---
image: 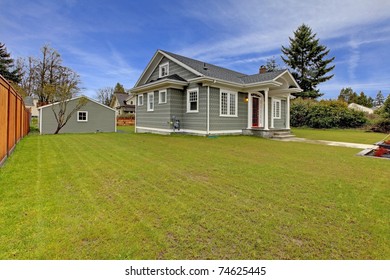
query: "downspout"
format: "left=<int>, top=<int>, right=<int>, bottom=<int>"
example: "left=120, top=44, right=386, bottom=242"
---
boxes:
left=206, top=86, right=210, bottom=134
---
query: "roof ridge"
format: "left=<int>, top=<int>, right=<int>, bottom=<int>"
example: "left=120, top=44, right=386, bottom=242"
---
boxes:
left=161, top=50, right=247, bottom=76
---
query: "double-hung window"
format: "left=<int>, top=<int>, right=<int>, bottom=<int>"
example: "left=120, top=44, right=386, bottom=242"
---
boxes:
left=147, top=92, right=154, bottom=112
left=220, top=89, right=237, bottom=117
left=138, top=94, right=144, bottom=106
left=159, top=90, right=167, bottom=104
left=273, top=99, right=281, bottom=119
left=187, top=88, right=198, bottom=113
left=77, top=111, right=88, bottom=122
left=159, top=62, right=169, bottom=78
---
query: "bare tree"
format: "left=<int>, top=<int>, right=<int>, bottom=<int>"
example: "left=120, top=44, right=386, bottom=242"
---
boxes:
left=49, top=66, right=86, bottom=134
left=95, top=87, right=114, bottom=106
left=17, top=44, right=86, bottom=134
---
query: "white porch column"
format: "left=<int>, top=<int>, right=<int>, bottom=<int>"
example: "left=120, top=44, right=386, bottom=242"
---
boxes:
left=247, top=93, right=252, bottom=128
left=263, top=89, right=269, bottom=130
left=286, top=94, right=291, bottom=129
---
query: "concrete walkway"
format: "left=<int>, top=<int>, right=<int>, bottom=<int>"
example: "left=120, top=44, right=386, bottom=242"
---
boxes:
left=274, top=137, right=376, bottom=149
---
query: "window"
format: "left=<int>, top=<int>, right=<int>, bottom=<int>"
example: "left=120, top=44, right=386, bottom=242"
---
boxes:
left=77, top=111, right=88, bottom=122
left=138, top=94, right=144, bottom=106
left=220, top=89, right=237, bottom=117
left=147, top=92, right=154, bottom=111
left=159, top=62, right=169, bottom=78
left=159, top=90, right=167, bottom=104
left=187, top=88, right=198, bottom=113
left=273, top=99, right=281, bottom=119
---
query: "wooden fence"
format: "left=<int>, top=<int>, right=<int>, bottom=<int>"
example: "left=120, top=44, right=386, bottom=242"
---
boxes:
left=0, top=75, right=30, bottom=166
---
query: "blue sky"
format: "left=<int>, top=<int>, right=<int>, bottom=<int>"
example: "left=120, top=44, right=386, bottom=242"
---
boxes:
left=1, top=0, right=390, bottom=99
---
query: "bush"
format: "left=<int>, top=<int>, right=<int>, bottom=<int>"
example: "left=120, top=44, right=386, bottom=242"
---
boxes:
left=290, top=98, right=367, bottom=129
left=370, top=118, right=390, bottom=133
left=117, top=113, right=135, bottom=119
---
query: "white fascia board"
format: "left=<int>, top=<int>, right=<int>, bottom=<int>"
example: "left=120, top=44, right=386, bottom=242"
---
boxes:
left=37, top=95, right=116, bottom=112
left=159, top=50, right=204, bottom=77
left=273, top=70, right=301, bottom=90
left=133, top=50, right=164, bottom=88
left=189, top=77, right=280, bottom=91
left=130, top=79, right=188, bottom=94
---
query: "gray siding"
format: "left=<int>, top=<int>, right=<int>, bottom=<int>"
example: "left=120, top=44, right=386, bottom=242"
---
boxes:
left=268, top=98, right=287, bottom=129
left=181, top=85, right=207, bottom=131
left=209, top=88, right=247, bottom=131
left=136, top=91, right=171, bottom=129
left=169, top=88, right=184, bottom=126
left=147, top=57, right=198, bottom=83
left=40, top=98, right=116, bottom=134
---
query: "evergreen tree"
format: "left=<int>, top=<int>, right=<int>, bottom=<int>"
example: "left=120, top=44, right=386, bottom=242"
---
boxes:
left=281, top=24, right=335, bottom=99
left=374, top=91, right=385, bottom=107
left=356, top=92, right=373, bottom=108
left=338, top=87, right=355, bottom=103
left=0, top=42, right=22, bottom=83
left=114, top=82, right=125, bottom=93
left=381, top=94, right=390, bottom=119
left=265, top=57, right=281, bottom=72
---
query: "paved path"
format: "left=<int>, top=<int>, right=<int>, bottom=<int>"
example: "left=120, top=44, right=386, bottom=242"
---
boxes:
left=274, top=137, right=376, bottom=149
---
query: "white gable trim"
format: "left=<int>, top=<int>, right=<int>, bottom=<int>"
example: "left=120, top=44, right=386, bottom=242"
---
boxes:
left=133, top=51, right=164, bottom=88
left=160, top=50, right=204, bottom=77
left=133, top=50, right=204, bottom=89
left=273, top=70, right=301, bottom=90
left=37, top=95, right=116, bottom=112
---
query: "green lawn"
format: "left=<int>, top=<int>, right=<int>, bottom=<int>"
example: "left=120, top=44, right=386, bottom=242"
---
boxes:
left=292, top=128, right=387, bottom=144
left=0, top=130, right=389, bottom=259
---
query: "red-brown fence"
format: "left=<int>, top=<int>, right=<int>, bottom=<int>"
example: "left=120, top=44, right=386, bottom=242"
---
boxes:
left=0, top=75, right=30, bottom=166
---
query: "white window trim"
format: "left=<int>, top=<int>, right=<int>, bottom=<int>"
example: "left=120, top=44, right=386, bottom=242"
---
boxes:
left=77, top=111, right=88, bottom=122
left=147, top=92, right=154, bottom=112
left=186, top=88, right=199, bottom=113
left=272, top=98, right=281, bottom=119
left=159, top=90, right=167, bottom=104
left=219, top=89, right=238, bottom=117
left=138, top=94, right=144, bottom=106
left=159, top=62, right=169, bottom=78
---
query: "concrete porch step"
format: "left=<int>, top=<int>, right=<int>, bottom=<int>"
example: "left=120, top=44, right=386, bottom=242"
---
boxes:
left=272, top=131, right=295, bottom=139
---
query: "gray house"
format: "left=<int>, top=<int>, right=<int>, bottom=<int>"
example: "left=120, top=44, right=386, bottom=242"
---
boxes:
left=131, top=50, right=302, bottom=137
left=38, top=96, right=116, bottom=134
left=110, top=92, right=136, bottom=115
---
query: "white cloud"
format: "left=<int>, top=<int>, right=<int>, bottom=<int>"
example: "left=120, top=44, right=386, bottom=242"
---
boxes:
left=178, top=0, right=390, bottom=61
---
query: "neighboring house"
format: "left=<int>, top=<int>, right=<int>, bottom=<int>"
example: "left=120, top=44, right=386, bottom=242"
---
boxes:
left=24, top=96, right=39, bottom=118
left=110, top=92, right=136, bottom=115
left=38, top=96, right=116, bottom=134
left=130, top=50, right=302, bottom=137
left=348, top=103, right=374, bottom=114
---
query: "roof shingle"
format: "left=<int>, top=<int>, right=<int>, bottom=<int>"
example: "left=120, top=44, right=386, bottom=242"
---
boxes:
left=161, top=50, right=287, bottom=84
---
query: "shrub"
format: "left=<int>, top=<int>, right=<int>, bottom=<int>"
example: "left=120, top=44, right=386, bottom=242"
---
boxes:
left=117, top=113, right=135, bottom=119
left=370, top=118, right=390, bottom=133
left=290, top=98, right=367, bottom=129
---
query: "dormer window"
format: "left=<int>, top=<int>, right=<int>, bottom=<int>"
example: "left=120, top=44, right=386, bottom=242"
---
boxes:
left=159, top=62, right=169, bottom=78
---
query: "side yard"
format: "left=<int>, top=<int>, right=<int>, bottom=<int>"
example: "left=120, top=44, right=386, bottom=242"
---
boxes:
left=0, top=131, right=389, bottom=259
left=292, top=128, right=386, bottom=144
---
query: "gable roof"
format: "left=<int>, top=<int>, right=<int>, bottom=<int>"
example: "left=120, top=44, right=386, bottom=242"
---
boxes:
left=38, top=95, right=116, bottom=112
left=113, top=93, right=130, bottom=107
left=133, top=50, right=301, bottom=91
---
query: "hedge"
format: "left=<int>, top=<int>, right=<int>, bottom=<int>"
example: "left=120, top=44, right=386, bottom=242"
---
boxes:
left=291, top=98, right=367, bottom=128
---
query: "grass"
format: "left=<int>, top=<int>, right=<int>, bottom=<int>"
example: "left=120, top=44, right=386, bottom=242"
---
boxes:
left=0, top=129, right=389, bottom=260
left=292, top=127, right=387, bottom=144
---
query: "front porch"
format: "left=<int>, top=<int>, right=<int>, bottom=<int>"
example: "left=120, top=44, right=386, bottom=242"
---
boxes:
left=246, top=88, right=291, bottom=131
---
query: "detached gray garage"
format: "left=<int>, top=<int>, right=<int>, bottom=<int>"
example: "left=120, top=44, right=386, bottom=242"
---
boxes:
left=38, top=96, right=116, bottom=134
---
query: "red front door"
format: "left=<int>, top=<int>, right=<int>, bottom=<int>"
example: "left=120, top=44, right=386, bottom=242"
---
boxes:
left=252, top=97, right=259, bottom=127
